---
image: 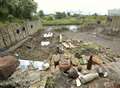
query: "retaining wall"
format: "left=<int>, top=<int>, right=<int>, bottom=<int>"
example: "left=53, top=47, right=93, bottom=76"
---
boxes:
left=0, top=20, right=42, bottom=49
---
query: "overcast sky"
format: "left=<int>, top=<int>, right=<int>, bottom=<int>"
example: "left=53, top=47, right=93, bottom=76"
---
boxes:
left=34, top=0, right=120, bottom=15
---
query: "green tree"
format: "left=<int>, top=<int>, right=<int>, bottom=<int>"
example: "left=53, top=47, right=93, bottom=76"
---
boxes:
left=17, top=0, right=37, bottom=19
left=38, top=10, right=44, bottom=17
left=67, top=12, right=71, bottom=16
left=0, top=0, right=37, bottom=20
left=55, top=12, right=66, bottom=19
left=0, top=0, right=9, bottom=19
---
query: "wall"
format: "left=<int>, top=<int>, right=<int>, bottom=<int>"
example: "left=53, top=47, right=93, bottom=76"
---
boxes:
left=0, top=20, right=42, bottom=49
left=108, top=16, right=120, bottom=31
left=103, top=16, right=120, bottom=36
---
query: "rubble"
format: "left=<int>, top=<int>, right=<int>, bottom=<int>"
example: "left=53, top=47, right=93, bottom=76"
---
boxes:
left=62, top=41, right=76, bottom=49
left=79, top=55, right=88, bottom=65
left=59, top=34, right=63, bottom=43
left=0, top=70, right=49, bottom=88
left=80, top=73, right=99, bottom=84
left=67, top=68, right=79, bottom=79
left=0, top=30, right=120, bottom=88
left=76, top=78, right=81, bottom=87
left=59, top=58, right=71, bottom=72
left=41, top=41, right=50, bottom=46
left=43, top=32, right=53, bottom=38
left=56, top=44, right=64, bottom=54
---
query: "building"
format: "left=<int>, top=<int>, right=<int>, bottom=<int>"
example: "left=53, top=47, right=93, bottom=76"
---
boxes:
left=108, top=9, right=120, bottom=16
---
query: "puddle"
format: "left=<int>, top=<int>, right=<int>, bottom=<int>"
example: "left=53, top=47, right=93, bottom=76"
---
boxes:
left=19, top=60, right=49, bottom=71
left=45, top=25, right=80, bottom=32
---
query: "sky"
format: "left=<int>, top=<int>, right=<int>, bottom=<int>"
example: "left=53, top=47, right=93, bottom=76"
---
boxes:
left=34, top=0, right=120, bottom=15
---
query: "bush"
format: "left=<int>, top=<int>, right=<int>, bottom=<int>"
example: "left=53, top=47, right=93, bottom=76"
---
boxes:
left=43, top=16, right=54, bottom=21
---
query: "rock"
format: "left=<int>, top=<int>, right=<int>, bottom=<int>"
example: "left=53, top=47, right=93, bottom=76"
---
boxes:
left=62, top=42, right=75, bottom=49
left=77, top=66, right=82, bottom=72
left=80, top=73, right=99, bottom=84
left=43, top=32, right=53, bottom=38
left=59, top=34, right=63, bottom=43
left=64, top=53, right=80, bottom=66
left=71, top=57, right=79, bottom=66
left=59, top=59, right=71, bottom=72
left=42, top=62, right=50, bottom=70
left=87, top=55, right=103, bottom=70
left=41, top=41, right=50, bottom=46
left=67, top=68, right=79, bottom=79
left=75, top=53, right=81, bottom=59
left=76, top=78, right=81, bottom=87
left=0, top=55, right=19, bottom=80
left=56, top=44, right=64, bottom=54
left=52, top=54, right=61, bottom=67
left=92, top=55, right=103, bottom=65
left=62, top=42, right=70, bottom=48
left=68, top=42, right=76, bottom=48
left=79, top=55, right=88, bottom=65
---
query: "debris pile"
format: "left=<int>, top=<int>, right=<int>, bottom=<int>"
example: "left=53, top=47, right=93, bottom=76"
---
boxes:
left=0, top=31, right=120, bottom=88
left=47, top=34, right=120, bottom=88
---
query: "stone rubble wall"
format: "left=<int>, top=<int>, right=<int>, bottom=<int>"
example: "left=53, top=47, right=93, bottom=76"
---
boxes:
left=0, top=20, right=42, bottom=49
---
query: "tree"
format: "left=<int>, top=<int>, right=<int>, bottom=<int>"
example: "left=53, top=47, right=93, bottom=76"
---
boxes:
left=38, top=10, right=44, bottom=17
left=0, top=0, right=37, bottom=20
left=17, top=0, right=37, bottom=19
left=55, top=12, right=66, bottom=19
left=67, top=12, right=71, bottom=16
left=93, top=13, right=98, bottom=16
left=0, top=0, right=9, bottom=19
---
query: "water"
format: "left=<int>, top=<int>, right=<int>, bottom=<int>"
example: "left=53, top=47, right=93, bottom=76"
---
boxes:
left=45, top=25, right=80, bottom=32
left=18, top=60, right=49, bottom=71
left=67, top=25, right=79, bottom=32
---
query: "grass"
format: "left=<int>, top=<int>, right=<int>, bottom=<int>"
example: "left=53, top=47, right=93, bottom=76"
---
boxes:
left=42, top=17, right=81, bottom=26
left=42, top=16, right=107, bottom=26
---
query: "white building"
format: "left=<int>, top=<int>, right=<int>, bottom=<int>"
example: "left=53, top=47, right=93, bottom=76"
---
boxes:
left=108, top=9, right=120, bottom=16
